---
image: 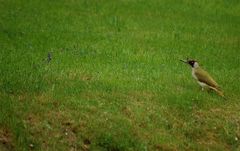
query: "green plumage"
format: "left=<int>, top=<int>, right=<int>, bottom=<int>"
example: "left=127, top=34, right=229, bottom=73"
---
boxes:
left=194, top=67, right=219, bottom=88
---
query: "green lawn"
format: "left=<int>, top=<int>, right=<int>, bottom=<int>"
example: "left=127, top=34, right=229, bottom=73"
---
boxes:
left=0, top=0, right=240, bottom=150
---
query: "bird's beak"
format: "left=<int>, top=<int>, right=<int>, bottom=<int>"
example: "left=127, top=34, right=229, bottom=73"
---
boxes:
left=180, top=59, right=188, bottom=64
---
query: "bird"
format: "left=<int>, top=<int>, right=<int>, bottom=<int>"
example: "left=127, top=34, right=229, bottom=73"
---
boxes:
left=180, top=59, right=224, bottom=97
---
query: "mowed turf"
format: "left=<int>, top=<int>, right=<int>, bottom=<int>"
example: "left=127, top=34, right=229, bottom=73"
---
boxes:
left=0, top=0, right=240, bottom=150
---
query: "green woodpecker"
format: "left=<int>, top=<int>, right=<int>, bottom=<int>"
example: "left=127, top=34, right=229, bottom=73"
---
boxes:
left=180, top=59, right=224, bottom=97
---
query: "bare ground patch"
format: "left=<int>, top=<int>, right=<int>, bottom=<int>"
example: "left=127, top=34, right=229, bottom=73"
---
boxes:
left=0, top=127, right=14, bottom=151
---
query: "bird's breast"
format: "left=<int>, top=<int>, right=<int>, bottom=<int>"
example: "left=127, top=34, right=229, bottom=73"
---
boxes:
left=192, top=69, right=198, bottom=80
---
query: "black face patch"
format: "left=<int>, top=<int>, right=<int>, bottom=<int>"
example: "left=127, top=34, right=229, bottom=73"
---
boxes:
left=188, top=60, right=196, bottom=67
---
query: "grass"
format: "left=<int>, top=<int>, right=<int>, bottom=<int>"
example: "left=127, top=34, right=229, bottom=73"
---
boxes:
left=0, top=0, right=240, bottom=150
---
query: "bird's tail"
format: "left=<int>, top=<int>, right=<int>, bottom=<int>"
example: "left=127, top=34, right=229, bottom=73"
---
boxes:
left=209, top=86, right=225, bottom=98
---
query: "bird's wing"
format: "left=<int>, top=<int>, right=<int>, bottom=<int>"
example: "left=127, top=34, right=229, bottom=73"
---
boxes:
left=195, top=68, right=219, bottom=88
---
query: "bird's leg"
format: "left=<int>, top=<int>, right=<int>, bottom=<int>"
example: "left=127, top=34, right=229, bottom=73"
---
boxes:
left=199, top=86, right=205, bottom=91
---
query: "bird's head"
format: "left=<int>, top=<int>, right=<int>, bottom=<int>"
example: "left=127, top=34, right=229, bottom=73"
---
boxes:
left=180, top=59, right=199, bottom=68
